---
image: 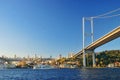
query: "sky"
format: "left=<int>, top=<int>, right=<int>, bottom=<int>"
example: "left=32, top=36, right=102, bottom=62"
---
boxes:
left=0, top=0, right=120, bottom=58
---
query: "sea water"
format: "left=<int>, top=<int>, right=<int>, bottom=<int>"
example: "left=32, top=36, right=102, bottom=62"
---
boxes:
left=0, top=68, right=120, bottom=80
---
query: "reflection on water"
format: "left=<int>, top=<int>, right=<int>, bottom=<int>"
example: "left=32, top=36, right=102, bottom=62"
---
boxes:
left=0, top=68, right=120, bottom=80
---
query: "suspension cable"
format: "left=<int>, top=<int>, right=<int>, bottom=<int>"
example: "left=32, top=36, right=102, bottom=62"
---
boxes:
left=93, top=8, right=120, bottom=18
left=94, top=14, right=120, bottom=19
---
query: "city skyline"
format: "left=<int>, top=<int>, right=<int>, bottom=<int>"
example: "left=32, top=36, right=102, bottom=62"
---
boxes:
left=0, top=0, right=120, bottom=58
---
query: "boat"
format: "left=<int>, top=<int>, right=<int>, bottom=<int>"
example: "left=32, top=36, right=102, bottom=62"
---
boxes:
left=33, top=64, right=55, bottom=69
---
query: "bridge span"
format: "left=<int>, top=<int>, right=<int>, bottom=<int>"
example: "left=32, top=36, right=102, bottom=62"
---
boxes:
left=73, top=26, right=120, bottom=67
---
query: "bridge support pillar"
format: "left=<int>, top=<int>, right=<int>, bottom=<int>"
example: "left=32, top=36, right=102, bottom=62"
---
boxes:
left=92, top=51, right=96, bottom=67
left=83, top=51, right=86, bottom=67
left=85, top=50, right=96, bottom=67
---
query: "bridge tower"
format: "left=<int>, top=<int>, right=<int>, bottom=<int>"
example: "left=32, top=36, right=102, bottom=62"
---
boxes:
left=90, top=17, right=96, bottom=67
left=82, top=17, right=86, bottom=67
left=82, top=17, right=96, bottom=67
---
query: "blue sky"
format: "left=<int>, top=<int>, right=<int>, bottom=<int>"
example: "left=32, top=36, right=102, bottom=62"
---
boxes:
left=0, top=0, right=120, bottom=58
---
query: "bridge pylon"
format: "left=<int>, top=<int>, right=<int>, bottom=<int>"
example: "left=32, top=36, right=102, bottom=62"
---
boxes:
left=82, top=17, right=96, bottom=68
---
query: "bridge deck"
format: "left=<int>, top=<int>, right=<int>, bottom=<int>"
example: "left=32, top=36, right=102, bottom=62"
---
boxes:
left=86, top=26, right=120, bottom=50
left=74, top=26, right=120, bottom=58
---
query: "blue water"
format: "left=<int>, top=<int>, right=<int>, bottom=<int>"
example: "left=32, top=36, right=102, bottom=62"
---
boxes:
left=0, top=68, right=120, bottom=80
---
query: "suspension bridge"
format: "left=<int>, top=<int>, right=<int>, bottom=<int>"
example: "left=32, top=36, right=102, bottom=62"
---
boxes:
left=73, top=8, right=120, bottom=67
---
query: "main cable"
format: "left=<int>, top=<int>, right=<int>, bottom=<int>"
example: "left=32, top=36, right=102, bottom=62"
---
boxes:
left=93, top=8, right=120, bottom=18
